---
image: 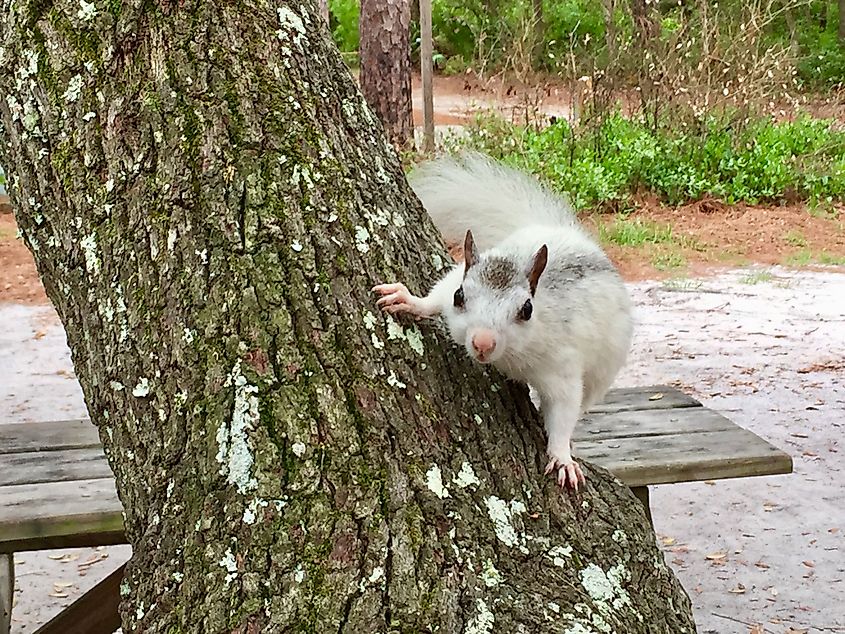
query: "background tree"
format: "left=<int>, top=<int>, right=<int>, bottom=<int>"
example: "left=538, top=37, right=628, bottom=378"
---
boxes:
left=359, top=0, right=414, bottom=147
left=0, top=0, right=695, bottom=631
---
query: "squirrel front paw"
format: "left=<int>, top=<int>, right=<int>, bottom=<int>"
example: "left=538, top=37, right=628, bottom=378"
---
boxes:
left=373, top=282, right=429, bottom=318
left=544, top=453, right=586, bottom=491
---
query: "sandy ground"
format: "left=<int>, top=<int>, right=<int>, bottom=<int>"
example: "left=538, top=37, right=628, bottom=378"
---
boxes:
left=3, top=265, right=844, bottom=633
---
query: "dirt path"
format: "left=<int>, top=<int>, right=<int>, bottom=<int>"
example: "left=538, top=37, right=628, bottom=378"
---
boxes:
left=3, top=265, right=844, bottom=633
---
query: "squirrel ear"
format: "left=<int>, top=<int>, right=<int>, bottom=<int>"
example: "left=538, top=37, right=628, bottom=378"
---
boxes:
left=463, top=229, right=476, bottom=276
left=527, top=244, right=548, bottom=295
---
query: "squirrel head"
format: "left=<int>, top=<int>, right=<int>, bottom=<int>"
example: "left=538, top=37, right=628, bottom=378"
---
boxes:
left=444, top=230, right=548, bottom=365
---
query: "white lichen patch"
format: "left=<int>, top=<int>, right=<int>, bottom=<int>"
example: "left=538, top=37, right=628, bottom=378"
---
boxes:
left=82, top=111, right=96, bottom=122
left=109, top=380, right=124, bottom=391
left=183, top=328, right=195, bottom=344
left=370, top=333, right=384, bottom=349
left=293, top=565, right=305, bottom=583
left=611, top=529, right=627, bottom=545
left=63, top=74, right=83, bottom=102
left=290, top=240, right=303, bottom=252
left=453, top=462, right=481, bottom=489
left=548, top=544, right=574, bottom=568
left=465, top=598, right=495, bottom=634
left=277, top=7, right=306, bottom=47
left=386, top=370, right=406, bottom=389
left=215, top=361, right=259, bottom=494
left=172, top=571, right=184, bottom=583
left=80, top=233, right=100, bottom=274
left=384, top=317, right=424, bottom=356
left=354, top=225, right=370, bottom=253
left=484, top=495, right=526, bottom=548
left=242, top=498, right=268, bottom=525
left=404, top=326, right=424, bottom=356
left=291, top=442, right=306, bottom=458
left=425, top=464, right=450, bottom=499
left=368, top=566, right=384, bottom=584
left=132, top=378, right=150, bottom=398
left=77, top=0, right=97, bottom=21
left=362, top=311, right=378, bottom=331
left=480, top=558, right=502, bottom=587
left=580, top=562, right=633, bottom=613
left=219, top=549, right=238, bottom=585
left=473, top=414, right=483, bottom=425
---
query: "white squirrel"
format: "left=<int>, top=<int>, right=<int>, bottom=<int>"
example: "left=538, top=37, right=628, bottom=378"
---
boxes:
left=374, top=153, right=632, bottom=489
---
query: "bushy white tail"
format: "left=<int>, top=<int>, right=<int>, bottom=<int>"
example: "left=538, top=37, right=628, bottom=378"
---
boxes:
left=409, top=153, right=576, bottom=251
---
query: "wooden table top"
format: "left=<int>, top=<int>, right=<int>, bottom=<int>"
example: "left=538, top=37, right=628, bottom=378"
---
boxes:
left=0, top=385, right=792, bottom=553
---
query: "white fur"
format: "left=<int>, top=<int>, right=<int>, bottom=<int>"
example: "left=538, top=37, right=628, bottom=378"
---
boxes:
left=378, top=153, right=633, bottom=487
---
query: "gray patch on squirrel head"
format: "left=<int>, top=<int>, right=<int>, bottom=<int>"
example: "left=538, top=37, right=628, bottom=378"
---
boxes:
left=543, top=253, right=616, bottom=290
left=478, top=256, right=520, bottom=291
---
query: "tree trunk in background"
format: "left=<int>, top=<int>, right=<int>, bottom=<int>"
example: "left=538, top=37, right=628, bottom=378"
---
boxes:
left=839, top=0, right=845, bottom=43
left=0, top=1, right=695, bottom=632
left=319, top=0, right=330, bottom=24
left=629, top=0, right=661, bottom=47
left=359, top=0, right=414, bottom=148
left=532, top=0, right=545, bottom=69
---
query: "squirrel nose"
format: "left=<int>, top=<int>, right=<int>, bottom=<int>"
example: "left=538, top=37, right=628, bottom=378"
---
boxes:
left=472, top=331, right=497, bottom=360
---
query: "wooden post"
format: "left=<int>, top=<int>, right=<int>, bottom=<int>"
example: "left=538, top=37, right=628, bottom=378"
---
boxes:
left=631, top=486, right=653, bottom=527
left=0, top=554, right=13, bottom=634
left=419, top=0, right=435, bottom=153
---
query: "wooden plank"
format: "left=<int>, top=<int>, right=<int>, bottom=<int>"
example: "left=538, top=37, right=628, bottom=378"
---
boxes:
left=0, top=479, right=124, bottom=553
left=0, top=554, right=11, bottom=634
left=588, top=385, right=700, bottom=414
left=577, top=406, right=736, bottom=441
left=580, top=427, right=793, bottom=487
left=34, top=563, right=124, bottom=634
left=0, top=420, right=100, bottom=454
left=0, top=447, right=112, bottom=486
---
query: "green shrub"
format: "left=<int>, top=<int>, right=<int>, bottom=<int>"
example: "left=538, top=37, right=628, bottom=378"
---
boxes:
left=446, top=112, right=845, bottom=209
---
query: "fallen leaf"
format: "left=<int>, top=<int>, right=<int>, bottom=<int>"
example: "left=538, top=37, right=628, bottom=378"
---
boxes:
left=763, top=502, right=778, bottom=512
left=54, top=581, right=74, bottom=588
left=706, top=551, right=728, bottom=561
left=728, top=583, right=746, bottom=594
left=754, top=561, right=770, bottom=570
left=661, top=536, right=676, bottom=546
left=48, top=592, right=68, bottom=598
left=802, top=560, right=815, bottom=568
left=649, top=392, right=664, bottom=401
left=704, top=480, right=716, bottom=486
left=748, top=625, right=764, bottom=634
left=47, top=554, right=66, bottom=560
left=33, top=330, right=46, bottom=340
left=829, top=527, right=839, bottom=534
left=786, top=628, right=809, bottom=633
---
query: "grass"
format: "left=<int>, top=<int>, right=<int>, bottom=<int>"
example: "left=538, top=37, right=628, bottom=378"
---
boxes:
left=598, top=218, right=674, bottom=247
left=652, top=249, right=686, bottom=271
left=784, top=230, right=808, bottom=248
left=785, top=249, right=845, bottom=266
left=740, top=270, right=775, bottom=285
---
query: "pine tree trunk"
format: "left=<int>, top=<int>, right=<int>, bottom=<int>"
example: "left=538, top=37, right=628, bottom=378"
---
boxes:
left=359, top=0, right=414, bottom=148
left=0, top=1, right=695, bottom=632
left=839, top=0, right=845, bottom=43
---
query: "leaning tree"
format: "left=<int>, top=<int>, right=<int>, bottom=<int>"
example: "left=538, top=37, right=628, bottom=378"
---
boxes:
left=0, top=1, right=695, bottom=631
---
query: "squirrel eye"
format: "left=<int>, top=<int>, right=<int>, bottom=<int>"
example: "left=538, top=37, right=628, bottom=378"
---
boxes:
left=517, top=299, right=533, bottom=321
left=453, top=287, right=465, bottom=309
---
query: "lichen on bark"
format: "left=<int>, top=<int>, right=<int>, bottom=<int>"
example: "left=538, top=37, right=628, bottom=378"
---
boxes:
left=0, top=1, right=696, bottom=632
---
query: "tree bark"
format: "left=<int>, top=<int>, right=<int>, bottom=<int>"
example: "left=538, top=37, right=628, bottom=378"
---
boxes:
left=0, top=1, right=695, bottom=632
left=359, top=0, right=414, bottom=148
left=839, top=0, right=845, bottom=43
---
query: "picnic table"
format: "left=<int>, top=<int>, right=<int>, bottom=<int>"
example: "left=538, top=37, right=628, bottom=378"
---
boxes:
left=0, top=385, right=792, bottom=633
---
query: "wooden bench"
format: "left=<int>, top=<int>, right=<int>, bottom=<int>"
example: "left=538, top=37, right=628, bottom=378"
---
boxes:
left=0, top=385, right=792, bottom=633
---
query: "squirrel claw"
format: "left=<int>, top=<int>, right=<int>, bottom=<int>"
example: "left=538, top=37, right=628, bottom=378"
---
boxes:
left=545, top=457, right=586, bottom=491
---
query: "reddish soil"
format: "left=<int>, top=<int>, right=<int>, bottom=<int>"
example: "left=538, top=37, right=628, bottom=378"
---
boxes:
left=0, top=211, right=46, bottom=305
left=4, top=198, right=843, bottom=305
left=592, top=200, right=845, bottom=281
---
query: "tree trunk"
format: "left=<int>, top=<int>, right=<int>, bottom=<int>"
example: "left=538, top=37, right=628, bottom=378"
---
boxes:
left=359, top=0, right=414, bottom=148
left=839, top=0, right=845, bottom=43
left=319, top=0, right=330, bottom=24
left=0, top=1, right=695, bottom=632
left=532, top=0, right=545, bottom=69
